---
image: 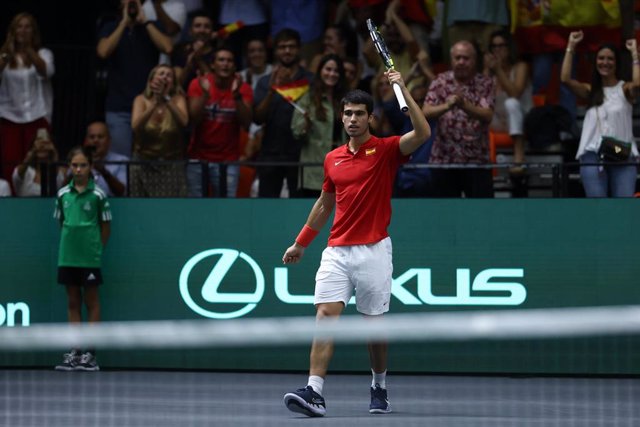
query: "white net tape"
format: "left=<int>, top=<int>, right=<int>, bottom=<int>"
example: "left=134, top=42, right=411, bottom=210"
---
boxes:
left=2, top=305, right=640, bottom=351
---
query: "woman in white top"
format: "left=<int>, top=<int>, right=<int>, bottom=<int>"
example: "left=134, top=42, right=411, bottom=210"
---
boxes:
left=484, top=29, right=533, bottom=173
left=561, top=31, right=640, bottom=197
left=0, top=13, right=54, bottom=186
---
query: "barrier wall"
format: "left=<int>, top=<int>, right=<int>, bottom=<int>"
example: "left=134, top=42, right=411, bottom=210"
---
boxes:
left=1, top=199, right=639, bottom=374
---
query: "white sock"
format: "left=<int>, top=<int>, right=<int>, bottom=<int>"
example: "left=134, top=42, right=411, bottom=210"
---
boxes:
left=371, top=369, right=387, bottom=389
left=307, top=375, right=324, bottom=395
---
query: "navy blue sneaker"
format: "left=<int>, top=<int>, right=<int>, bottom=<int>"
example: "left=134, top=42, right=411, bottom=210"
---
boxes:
left=76, top=352, right=100, bottom=372
left=54, top=350, right=80, bottom=371
left=284, top=386, right=326, bottom=417
left=369, top=384, right=391, bottom=414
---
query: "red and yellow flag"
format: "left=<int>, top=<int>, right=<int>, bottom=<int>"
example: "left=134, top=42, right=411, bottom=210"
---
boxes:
left=272, top=79, right=309, bottom=103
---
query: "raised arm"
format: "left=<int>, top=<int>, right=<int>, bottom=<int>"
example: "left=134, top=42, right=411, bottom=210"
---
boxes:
left=560, top=31, right=590, bottom=100
left=385, top=0, right=419, bottom=59
left=151, top=0, right=184, bottom=36
left=623, top=38, right=640, bottom=102
left=97, top=12, right=128, bottom=59
left=282, top=191, right=336, bottom=264
left=145, top=21, right=173, bottom=55
left=134, top=1, right=173, bottom=55
left=388, top=70, right=430, bottom=155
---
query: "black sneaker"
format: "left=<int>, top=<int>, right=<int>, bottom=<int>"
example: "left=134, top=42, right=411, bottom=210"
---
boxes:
left=54, top=351, right=80, bottom=371
left=283, top=386, right=326, bottom=417
left=369, top=384, right=391, bottom=414
left=76, top=352, right=100, bottom=372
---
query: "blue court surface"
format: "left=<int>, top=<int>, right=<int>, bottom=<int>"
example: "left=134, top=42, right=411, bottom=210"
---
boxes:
left=1, top=370, right=639, bottom=426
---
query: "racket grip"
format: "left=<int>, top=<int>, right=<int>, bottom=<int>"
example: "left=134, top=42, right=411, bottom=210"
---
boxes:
left=392, top=82, right=409, bottom=112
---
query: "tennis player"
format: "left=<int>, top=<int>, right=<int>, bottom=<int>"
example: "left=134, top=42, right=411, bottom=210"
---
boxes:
left=282, top=69, right=430, bottom=417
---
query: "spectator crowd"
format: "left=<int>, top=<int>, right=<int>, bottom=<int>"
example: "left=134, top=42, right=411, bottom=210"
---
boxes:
left=0, top=0, right=638, bottom=198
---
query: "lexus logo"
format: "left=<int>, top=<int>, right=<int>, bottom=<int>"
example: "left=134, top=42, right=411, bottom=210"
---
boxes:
left=179, top=249, right=265, bottom=319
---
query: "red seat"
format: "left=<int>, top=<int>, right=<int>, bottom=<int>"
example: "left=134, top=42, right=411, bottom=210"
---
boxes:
left=489, top=94, right=545, bottom=176
left=489, top=131, right=513, bottom=176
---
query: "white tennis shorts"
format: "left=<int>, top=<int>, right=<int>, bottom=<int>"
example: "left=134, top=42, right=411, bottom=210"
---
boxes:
left=314, top=237, right=393, bottom=315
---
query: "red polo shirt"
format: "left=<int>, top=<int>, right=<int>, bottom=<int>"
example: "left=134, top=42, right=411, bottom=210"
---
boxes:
left=323, top=135, right=409, bottom=246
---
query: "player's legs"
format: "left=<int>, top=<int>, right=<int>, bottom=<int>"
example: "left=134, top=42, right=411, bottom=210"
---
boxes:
left=351, top=238, right=393, bottom=414
left=309, top=246, right=353, bottom=386
left=310, top=301, right=345, bottom=378
left=368, top=338, right=388, bottom=375
left=284, top=246, right=353, bottom=417
left=284, top=301, right=345, bottom=417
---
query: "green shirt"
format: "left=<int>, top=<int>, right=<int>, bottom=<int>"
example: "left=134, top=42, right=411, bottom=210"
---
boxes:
left=54, top=179, right=112, bottom=268
left=291, top=92, right=347, bottom=191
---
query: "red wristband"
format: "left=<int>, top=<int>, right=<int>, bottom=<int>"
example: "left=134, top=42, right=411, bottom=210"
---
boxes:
left=295, top=225, right=319, bottom=248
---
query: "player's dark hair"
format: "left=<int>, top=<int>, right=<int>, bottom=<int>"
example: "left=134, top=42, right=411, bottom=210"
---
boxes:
left=341, top=89, right=374, bottom=114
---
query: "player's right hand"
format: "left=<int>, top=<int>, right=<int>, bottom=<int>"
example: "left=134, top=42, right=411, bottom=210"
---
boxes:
left=282, top=244, right=305, bottom=264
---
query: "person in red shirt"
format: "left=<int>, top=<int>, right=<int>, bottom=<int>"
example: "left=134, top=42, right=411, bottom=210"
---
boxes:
left=186, top=46, right=252, bottom=197
left=281, top=69, right=430, bottom=417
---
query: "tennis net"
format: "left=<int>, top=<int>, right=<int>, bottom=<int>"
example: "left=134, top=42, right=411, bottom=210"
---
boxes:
left=2, top=306, right=640, bottom=426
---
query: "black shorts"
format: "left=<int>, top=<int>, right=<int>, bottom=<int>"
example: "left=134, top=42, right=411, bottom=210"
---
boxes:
left=57, top=267, right=103, bottom=286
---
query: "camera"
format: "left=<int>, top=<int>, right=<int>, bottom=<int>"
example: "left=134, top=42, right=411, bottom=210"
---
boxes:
left=127, top=1, right=138, bottom=19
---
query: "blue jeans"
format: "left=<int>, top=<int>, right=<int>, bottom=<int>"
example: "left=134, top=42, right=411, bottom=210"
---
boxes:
left=105, top=111, right=133, bottom=157
left=580, top=151, right=638, bottom=197
left=186, top=161, right=239, bottom=197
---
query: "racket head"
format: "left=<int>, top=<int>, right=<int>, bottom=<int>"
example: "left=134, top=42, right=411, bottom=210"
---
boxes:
left=366, top=19, right=394, bottom=70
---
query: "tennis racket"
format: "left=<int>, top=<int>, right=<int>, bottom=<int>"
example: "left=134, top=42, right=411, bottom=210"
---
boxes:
left=367, top=18, right=408, bottom=112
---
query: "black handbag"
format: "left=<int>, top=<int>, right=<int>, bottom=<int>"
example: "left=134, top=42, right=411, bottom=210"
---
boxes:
left=598, top=135, right=632, bottom=162
left=596, top=107, right=632, bottom=162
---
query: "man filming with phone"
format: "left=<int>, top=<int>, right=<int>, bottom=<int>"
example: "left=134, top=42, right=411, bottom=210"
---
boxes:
left=97, top=0, right=173, bottom=158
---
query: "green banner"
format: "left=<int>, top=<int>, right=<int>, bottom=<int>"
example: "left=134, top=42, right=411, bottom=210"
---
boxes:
left=1, top=199, right=639, bottom=374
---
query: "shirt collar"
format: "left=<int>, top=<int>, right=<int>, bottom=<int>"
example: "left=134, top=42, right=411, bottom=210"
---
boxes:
left=68, top=177, right=95, bottom=193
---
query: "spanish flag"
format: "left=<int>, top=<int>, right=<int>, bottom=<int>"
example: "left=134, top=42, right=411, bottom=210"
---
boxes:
left=273, top=79, right=309, bottom=103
